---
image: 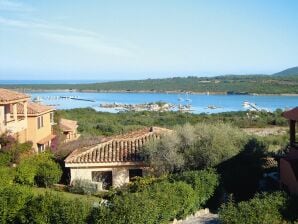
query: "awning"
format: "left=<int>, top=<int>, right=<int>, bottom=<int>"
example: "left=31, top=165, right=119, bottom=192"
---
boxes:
left=282, top=107, right=298, bottom=121
left=37, top=134, right=56, bottom=145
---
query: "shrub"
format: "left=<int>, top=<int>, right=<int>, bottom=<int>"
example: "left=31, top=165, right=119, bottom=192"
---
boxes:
left=69, top=179, right=98, bottom=195
left=91, top=181, right=196, bottom=224
left=34, top=157, right=62, bottom=187
left=0, top=167, right=15, bottom=188
left=17, top=193, right=92, bottom=224
left=15, top=158, right=37, bottom=185
left=219, top=192, right=287, bottom=224
left=144, top=123, right=247, bottom=174
left=0, top=153, right=12, bottom=167
left=0, top=186, right=32, bottom=224
left=15, top=153, right=62, bottom=187
left=143, top=131, right=185, bottom=175
left=169, top=169, right=219, bottom=208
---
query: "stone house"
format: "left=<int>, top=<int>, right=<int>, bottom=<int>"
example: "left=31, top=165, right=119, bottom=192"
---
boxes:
left=65, top=127, right=170, bottom=190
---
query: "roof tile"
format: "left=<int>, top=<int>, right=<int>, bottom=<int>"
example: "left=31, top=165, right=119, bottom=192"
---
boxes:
left=65, top=127, right=170, bottom=164
left=0, top=88, right=29, bottom=103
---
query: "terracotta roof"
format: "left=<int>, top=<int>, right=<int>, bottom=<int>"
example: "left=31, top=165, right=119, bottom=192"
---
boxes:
left=283, top=107, right=298, bottom=121
left=37, top=134, right=56, bottom=144
left=59, top=118, right=78, bottom=132
left=17, top=102, right=54, bottom=116
left=65, top=127, right=171, bottom=164
left=0, top=88, right=29, bottom=103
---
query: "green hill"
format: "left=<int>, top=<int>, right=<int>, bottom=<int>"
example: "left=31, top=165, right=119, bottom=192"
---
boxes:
left=2, top=67, right=298, bottom=94
left=273, top=66, right=298, bottom=76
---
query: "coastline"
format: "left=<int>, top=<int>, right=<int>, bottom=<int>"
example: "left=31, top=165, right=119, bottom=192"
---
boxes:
left=11, top=88, right=298, bottom=96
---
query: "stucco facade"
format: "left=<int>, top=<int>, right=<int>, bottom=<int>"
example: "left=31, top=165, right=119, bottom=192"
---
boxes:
left=26, top=109, right=55, bottom=152
left=68, top=163, right=149, bottom=190
left=0, top=88, right=56, bottom=152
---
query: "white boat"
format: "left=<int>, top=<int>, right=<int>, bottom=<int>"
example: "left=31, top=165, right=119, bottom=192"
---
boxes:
left=242, top=101, right=250, bottom=108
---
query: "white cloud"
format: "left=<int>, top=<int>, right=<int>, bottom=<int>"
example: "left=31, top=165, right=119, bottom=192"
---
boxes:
left=39, top=32, right=133, bottom=57
left=0, top=0, right=34, bottom=12
left=0, top=16, right=136, bottom=57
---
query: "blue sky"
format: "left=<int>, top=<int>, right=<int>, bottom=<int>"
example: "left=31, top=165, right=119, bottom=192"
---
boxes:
left=0, top=0, right=297, bottom=80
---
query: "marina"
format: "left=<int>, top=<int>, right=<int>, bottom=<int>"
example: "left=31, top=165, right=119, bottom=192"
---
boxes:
left=28, top=92, right=298, bottom=114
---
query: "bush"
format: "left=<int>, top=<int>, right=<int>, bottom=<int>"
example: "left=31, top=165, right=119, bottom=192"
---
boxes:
left=15, top=153, right=62, bottom=187
left=0, top=153, right=12, bottom=167
left=0, top=186, right=32, bottom=223
left=91, top=181, right=196, bottom=224
left=144, top=123, right=247, bottom=174
left=0, top=167, right=15, bottom=188
left=34, top=157, right=62, bottom=187
left=169, top=169, right=219, bottom=208
left=69, top=179, right=98, bottom=195
left=15, top=158, right=37, bottom=185
left=219, top=192, right=287, bottom=224
left=17, top=193, right=92, bottom=224
left=91, top=170, right=219, bottom=224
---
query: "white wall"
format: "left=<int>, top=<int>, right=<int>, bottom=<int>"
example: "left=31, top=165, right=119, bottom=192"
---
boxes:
left=70, top=166, right=146, bottom=189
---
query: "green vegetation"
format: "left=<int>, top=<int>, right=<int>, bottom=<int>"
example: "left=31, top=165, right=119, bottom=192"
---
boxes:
left=144, top=123, right=247, bottom=174
left=55, top=108, right=287, bottom=137
left=2, top=73, right=298, bottom=94
left=90, top=169, right=219, bottom=224
left=0, top=108, right=295, bottom=223
left=219, top=192, right=298, bottom=224
left=0, top=170, right=218, bottom=224
left=15, top=153, right=62, bottom=187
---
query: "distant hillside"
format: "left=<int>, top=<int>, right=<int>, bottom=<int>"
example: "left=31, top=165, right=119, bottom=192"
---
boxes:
left=273, top=66, right=298, bottom=76
left=2, top=74, right=298, bottom=94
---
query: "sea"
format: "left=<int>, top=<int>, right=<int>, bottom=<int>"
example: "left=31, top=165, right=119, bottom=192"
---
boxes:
left=1, top=80, right=297, bottom=114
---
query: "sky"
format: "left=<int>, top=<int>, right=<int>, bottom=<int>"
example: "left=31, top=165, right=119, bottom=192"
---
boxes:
left=0, top=0, right=298, bottom=80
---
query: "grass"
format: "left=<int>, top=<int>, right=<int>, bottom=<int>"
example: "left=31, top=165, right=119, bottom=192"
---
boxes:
left=31, top=187, right=100, bottom=204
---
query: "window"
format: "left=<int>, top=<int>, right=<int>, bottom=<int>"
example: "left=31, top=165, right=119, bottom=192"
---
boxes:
left=92, top=171, right=112, bottom=190
left=129, top=169, right=143, bottom=181
left=37, top=116, right=44, bottom=129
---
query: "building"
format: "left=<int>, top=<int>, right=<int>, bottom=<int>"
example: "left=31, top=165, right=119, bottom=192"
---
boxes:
left=59, top=118, right=80, bottom=142
left=65, top=127, right=170, bottom=190
left=20, top=102, right=56, bottom=152
left=0, top=88, right=30, bottom=142
left=0, top=88, right=56, bottom=152
left=280, top=107, right=298, bottom=194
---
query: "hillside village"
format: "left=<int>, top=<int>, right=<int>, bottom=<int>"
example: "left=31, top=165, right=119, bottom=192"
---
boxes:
left=0, top=87, right=298, bottom=223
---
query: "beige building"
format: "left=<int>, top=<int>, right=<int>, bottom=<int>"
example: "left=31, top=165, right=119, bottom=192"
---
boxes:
left=59, top=118, right=80, bottom=142
left=65, top=127, right=170, bottom=190
left=19, top=102, right=56, bottom=152
left=0, top=88, right=30, bottom=142
left=0, top=88, right=56, bottom=152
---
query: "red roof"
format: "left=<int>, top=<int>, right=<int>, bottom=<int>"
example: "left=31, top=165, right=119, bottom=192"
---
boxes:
left=283, top=107, right=298, bottom=121
left=17, top=102, right=54, bottom=116
left=65, top=127, right=171, bottom=164
left=0, top=88, right=29, bottom=103
left=59, top=119, right=78, bottom=132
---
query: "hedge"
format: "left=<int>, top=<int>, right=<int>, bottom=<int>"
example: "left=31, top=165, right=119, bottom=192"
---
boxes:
left=219, top=192, right=288, bottom=224
left=90, top=169, right=219, bottom=224
left=0, top=169, right=219, bottom=224
left=15, top=153, right=62, bottom=187
left=169, top=169, right=219, bottom=208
